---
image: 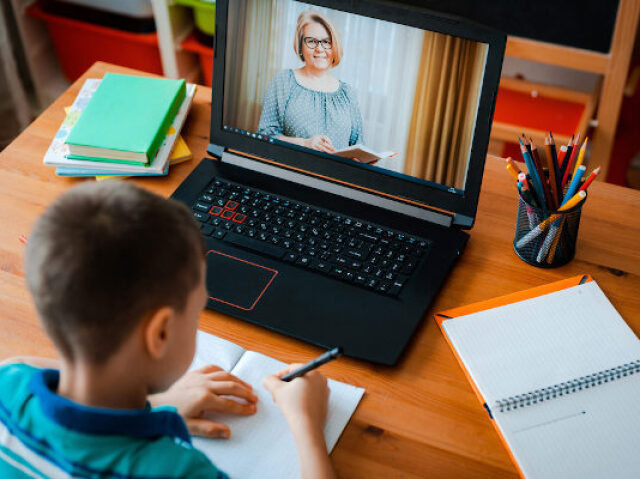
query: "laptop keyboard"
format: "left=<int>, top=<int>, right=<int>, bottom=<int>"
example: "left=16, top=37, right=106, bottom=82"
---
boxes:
left=191, top=177, right=431, bottom=297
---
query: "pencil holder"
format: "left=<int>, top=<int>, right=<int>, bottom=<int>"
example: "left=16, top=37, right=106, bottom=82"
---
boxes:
left=512, top=193, right=586, bottom=268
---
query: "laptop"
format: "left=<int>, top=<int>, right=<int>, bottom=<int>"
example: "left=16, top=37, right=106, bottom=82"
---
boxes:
left=171, top=0, right=505, bottom=365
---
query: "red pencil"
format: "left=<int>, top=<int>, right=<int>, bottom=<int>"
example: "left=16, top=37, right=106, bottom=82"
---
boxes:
left=579, top=166, right=601, bottom=192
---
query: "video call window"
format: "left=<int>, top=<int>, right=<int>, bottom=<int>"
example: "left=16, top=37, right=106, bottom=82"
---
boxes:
left=223, top=0, right=488, bottom=192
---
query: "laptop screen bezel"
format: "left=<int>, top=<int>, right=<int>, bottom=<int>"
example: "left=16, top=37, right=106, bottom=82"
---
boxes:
left=209, top=0, right=505, bottom=226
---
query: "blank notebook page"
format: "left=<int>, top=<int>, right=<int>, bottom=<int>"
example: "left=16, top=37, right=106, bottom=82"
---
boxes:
left=442, top=281, right=640, bottom=406
left=189, top=332, right=365, bottom=479
left=442, top=281, right=640, bottom=478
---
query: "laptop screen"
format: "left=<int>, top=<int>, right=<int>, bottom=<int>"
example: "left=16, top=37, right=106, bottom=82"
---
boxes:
left=212, top=0, right=504, bottom=222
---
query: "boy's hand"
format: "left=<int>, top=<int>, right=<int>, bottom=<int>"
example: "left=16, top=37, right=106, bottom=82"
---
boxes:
left=262, top=364, right=330, bottom=434
left=263, top=366, right=336, bottom=479
left=150, top=365, right=258, bottom=439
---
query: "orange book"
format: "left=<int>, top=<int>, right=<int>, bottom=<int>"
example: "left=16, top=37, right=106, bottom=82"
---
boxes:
left=434, top=275, right=640, bottom=478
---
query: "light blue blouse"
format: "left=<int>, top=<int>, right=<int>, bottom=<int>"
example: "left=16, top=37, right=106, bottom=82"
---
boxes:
left=258, top=69, right=364, bottom=150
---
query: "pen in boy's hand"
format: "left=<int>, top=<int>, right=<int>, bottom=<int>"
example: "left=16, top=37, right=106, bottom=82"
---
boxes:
left=280, top=347, right=342, bottom=382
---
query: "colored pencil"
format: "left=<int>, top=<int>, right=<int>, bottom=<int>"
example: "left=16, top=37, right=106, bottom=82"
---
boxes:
left=505, top=157, right=521, bottom=182
left=546, top=217, right=566, bottom=264
left=562, top=165, right=587, bottom=206
left=516, top=191, right=586, bottom=248
left=530, top=138, right=553, bottom=208
left=519, top=137, right=547, bottom=215
left=544, top=135, right=559, bottom=209
left=572, top=137, right=589, bottom=177
left=562, top=133, right=580, bottom=186
left=558, top=136, right=573, bottom=179
left=579, top=166, right=601, bottom=192
left=548, top=132, right=563, bottom=201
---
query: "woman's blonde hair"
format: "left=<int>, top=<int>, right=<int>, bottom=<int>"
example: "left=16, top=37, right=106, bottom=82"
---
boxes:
left=293, top=10, right=343, bottom=67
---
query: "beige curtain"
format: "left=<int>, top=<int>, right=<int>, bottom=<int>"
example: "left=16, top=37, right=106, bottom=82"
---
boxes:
left=223, top=0, right=287, bottom=131
left=404, top=33, right=487, bottom=190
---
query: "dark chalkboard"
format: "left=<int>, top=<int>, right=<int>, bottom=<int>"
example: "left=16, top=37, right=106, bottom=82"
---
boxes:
left=394, top=0, right=620, bottom=53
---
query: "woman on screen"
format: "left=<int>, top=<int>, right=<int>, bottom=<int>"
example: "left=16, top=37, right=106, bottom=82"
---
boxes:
left=258, top=10, right=364, bottom=154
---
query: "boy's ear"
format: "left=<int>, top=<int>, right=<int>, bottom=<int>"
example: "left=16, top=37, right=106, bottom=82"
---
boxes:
left=144, top=307, right=175, bottom=360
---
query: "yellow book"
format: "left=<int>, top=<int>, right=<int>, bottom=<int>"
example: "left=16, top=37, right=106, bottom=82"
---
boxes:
left=95, top=135, right=192, bottom=181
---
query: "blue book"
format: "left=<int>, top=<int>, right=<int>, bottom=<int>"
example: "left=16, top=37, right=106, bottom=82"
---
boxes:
left=56, top=165, right=170, bottom=177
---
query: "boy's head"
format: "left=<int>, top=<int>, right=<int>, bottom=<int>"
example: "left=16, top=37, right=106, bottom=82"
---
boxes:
left=25, top=181, right=206, bottom=386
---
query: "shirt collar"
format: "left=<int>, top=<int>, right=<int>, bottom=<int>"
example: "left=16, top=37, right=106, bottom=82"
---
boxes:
left=29, top=369, right=191, bottom=444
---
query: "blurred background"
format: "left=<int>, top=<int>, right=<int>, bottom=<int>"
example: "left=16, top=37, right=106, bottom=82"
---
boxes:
left=1, top=0, right=639, bottom=188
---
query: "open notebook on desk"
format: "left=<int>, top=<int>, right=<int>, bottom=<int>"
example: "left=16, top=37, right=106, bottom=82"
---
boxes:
left=435, top=276, right=640, bottom=479
left=190, top=331, right=364, bottom=479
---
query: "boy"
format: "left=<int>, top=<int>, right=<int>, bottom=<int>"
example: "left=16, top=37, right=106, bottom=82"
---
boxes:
left=0, top=181, right=335, bottom=479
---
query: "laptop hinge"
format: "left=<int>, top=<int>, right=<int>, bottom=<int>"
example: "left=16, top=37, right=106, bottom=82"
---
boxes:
left=219, top=150, right=455, bottom=228
left=453, top=214, right=473, bottom=228
left=207, top=143, right=225, bottom=159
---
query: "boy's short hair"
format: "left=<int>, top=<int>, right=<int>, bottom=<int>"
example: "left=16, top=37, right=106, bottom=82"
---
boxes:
left=25, top=181, right=205, bottom=364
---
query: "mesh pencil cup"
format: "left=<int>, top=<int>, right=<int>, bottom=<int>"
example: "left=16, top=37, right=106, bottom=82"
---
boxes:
left=513, top=193, right=586, bottom=268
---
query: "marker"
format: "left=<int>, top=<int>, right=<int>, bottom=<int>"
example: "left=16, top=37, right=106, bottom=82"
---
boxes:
left=280, top=347, right=342, bottom=382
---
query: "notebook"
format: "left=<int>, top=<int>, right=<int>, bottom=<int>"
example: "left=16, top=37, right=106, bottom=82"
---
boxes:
left=189, top=331, right=365, bottom=479
left=45, top=79, right=196, bottom=176
left=65, top=73, right=186, bottom=164
left=435, top=276, right=640, bottom=479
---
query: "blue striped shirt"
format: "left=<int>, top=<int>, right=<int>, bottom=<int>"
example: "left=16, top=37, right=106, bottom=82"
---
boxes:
left=0, top=364, right=228, bottom=478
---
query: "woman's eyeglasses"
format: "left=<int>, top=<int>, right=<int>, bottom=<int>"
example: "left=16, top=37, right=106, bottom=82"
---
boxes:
left=303, top=37, right=332, bottom=50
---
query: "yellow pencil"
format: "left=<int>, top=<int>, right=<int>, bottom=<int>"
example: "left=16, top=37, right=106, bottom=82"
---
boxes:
left=572, top=137, right=588, bottom=177
left=546, top=217, right=566, bottom=264
left=505, top=157, right=521, bottom=182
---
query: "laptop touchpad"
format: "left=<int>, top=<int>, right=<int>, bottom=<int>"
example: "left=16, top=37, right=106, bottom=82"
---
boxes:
left=205, top=250, right=278, bottom=311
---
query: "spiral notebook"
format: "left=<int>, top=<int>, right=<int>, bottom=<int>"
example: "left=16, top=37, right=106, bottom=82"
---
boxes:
left=435, top=276, right=640, bottom=478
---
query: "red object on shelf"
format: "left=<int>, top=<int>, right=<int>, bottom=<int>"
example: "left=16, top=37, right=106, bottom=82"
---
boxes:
left=27, top=2, right=163, bottom=82
left=502, top=141, right=524, bottom=163
left=494, top=88, right=585, bottom=138
left=181, top=33, right=213, bottom=87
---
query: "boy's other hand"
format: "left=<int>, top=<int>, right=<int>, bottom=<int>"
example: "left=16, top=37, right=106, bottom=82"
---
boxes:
left=262, top=364, right=330, bottom=434
left=150, top=365, right=258, bottom=439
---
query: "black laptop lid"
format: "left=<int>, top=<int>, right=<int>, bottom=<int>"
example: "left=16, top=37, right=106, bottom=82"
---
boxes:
left=209, top=0, right=505, bottom=227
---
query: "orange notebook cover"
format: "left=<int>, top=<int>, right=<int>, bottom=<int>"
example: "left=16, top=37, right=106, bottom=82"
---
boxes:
left=433, top=274, right=592, bottom=477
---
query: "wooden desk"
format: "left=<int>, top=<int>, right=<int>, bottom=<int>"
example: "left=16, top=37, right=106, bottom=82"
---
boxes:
left=1, top=63, right=639, bottom=478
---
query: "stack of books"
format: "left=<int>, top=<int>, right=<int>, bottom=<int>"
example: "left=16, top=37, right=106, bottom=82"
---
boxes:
left=44, top=73, right=197, bottom=178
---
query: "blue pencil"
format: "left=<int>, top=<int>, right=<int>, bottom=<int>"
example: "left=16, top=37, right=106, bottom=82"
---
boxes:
left=561, top=165, right=586, bottom=206
left=519, top=137, right=547, bottom=216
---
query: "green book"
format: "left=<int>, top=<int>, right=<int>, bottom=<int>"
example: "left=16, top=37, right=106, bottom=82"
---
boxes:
left=65, top=73, right=186, bottom=165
